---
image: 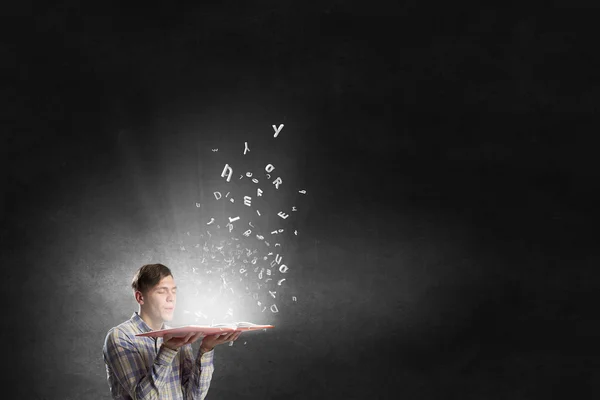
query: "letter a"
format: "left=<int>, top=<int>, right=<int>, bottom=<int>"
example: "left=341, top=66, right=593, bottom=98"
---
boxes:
left=221, top=164, right=233, bottom=182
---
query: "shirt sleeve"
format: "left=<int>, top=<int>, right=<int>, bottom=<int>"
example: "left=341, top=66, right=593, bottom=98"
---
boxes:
left=180, top=344, right=215, bottom=400
left=103, top=327, right=179, bottom=400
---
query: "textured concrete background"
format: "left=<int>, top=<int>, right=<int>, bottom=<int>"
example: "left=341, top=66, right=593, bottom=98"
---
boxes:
left=2, top=2, right=600, bottom=399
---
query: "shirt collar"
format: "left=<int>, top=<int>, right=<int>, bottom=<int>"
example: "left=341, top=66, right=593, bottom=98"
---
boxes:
left=131, top=311, right=165, bottom=333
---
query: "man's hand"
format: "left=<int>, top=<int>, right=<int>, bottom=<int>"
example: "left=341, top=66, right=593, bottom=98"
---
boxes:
left=162, top=332, right=204, bottom=351
left=200, top=331, right=242, bottom=353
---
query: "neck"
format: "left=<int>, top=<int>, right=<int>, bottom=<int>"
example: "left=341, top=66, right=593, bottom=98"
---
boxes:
left=139, top=308, right=163, bottom=331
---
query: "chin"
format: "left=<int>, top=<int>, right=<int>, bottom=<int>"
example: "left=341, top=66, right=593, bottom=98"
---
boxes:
left=163, top=313, right=174, bottom=322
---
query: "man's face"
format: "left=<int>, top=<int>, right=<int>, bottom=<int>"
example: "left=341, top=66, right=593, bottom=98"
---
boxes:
left=142, top=275, right=177, bottom=323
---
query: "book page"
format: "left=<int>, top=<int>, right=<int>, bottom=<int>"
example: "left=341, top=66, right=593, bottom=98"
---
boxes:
left=135, top=323, right=274, bottom=338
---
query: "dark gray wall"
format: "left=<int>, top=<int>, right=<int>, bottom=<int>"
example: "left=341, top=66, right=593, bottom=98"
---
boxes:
left=3, top=2, right=599, bottom=399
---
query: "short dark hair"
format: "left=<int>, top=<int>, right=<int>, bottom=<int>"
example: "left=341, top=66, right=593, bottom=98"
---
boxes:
left=131, top=264, right=173, bottom=294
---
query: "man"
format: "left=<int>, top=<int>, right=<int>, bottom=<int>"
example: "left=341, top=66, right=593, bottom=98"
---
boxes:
left=103, top=263, right=241, bottom=399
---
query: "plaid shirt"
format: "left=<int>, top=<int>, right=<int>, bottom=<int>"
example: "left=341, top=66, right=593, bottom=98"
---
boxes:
left=103, top=312, right=214, bottom=400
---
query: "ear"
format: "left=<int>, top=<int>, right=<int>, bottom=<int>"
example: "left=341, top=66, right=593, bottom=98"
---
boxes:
left=135, top=290, right=144, bottom=305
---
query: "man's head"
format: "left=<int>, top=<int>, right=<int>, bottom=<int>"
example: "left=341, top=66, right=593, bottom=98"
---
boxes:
left=131, top=264, right=177, bottom=326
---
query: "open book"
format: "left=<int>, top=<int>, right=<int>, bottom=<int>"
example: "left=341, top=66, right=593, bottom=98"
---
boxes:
left=135, top=322, right=274, bottom=338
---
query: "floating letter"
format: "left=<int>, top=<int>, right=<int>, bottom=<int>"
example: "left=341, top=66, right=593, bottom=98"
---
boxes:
left=277, top=211, right=289, bottom=219
left=265, top=164, right=275, bottom=173
left=273, top=177, right=282, bottom=189
left=244, top=142, right=250, bottom=155
left=279, top=264, right=289, bottom=273
left=270, top=304, right=279, bottom=313
left=272, top=124, right=284, bottom=138
left=244, top=196, right=251, bottom=206
left=221, top=164, right=233, bottom=182
left=214, top=192, right=222, bottom=200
